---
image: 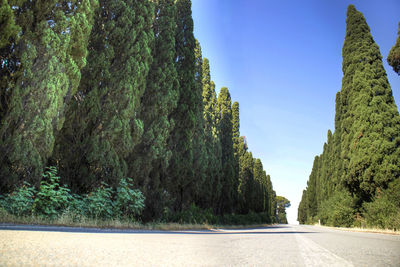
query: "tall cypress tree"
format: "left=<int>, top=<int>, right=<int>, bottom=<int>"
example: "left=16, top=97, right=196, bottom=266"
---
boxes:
left=387, top=22, right=400, bottom=75
left=200, top=57, right=222, bottom=210
left=339, top=5, right=400, bottom=202
left=299, top=5, right=400, bottom=225
left=130, top=0, right=179, bottom=220
left=192, top=39, right=208, bottom=207
left=217, top=87, right=235, bottom=214
left=55, top=0, right=154, bottom=191
left=0, top=0, right=97, bottom=190
left=167, top=0, right=197, bottom=212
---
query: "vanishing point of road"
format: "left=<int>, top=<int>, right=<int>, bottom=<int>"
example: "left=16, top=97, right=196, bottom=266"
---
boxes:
left=0, top=224, right=399, bottom=266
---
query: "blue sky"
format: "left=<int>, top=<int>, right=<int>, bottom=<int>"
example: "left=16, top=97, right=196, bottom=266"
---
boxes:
left=191, top=0, right=400, bottom=224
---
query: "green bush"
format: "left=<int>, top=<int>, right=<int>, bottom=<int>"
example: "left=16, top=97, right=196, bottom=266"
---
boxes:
left=167, top=204, right=215, bottom=224
left=114, top=178, right=145, bottom=220
left=318, top=190, right=356, bottom=227
left=3, top=182, right=36, bottom=217
left=363, top=179, right=400, bottom=230
left=87, top=182, right=114, bottom=220
left=33, top=167, right=71, bottom=218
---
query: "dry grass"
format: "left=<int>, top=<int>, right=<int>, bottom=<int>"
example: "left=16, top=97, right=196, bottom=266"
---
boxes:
left=315, top=223, right=400, bottom=235
left=0, top=209, right=272, bottom=231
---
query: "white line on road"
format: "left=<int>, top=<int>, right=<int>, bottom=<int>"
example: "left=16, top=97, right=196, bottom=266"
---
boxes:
left=295, top=233, right=354, bottom=267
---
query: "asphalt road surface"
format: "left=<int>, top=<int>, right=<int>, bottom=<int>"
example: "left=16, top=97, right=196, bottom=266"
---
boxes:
left=0, top=224, right=399, bottom=266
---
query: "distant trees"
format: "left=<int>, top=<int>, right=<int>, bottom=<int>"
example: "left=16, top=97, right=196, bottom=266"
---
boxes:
left=0, top=0, right=279, bottom=224
left=387, top=22, right=400, bottom=75
left=276, top=196, right=290, bottom=224
left=298, top=5, right=400, bottom=229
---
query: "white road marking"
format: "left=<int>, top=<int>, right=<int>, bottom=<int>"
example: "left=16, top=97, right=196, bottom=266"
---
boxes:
left=295, top=232, right=354, bottom=267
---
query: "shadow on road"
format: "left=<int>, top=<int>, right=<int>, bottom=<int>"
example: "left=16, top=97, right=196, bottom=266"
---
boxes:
left=0, top=224, right=318, bottom=235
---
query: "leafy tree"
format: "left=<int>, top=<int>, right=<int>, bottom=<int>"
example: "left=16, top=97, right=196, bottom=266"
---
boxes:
left=387, top=22, right=400, bottom=75
left=276, top=196, right=290, bottom=224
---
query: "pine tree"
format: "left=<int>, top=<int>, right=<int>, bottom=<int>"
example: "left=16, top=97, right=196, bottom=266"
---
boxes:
left=130, top=0, right=179, bottom=220
left=0, top=0, right=97, bottom=190
left=387, top=22, right=400, bottom=75
left=55, top=0, right=154, bottom=191
left=217, top=87, right=236, bottom=214
left=167, top=0, right=197, bottom=212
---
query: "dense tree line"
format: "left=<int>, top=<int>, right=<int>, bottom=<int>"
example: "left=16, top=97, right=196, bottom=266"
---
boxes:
left=0, top=0, right=278, bottom=223
left=298, top=5, right=400, bottom=229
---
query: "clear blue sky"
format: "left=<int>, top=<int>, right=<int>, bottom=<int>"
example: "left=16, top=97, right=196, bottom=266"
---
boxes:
left=191, top=0, right=400, bottom=224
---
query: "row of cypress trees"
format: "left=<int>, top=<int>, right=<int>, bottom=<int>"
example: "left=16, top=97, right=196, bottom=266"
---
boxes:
left=298, top=5, right=400, bottom=229
left=0, top=0, right=277, bottom=222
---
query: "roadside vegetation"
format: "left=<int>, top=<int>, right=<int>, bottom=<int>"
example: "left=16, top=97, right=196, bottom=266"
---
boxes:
left=0, top=167, right=290, bottom=230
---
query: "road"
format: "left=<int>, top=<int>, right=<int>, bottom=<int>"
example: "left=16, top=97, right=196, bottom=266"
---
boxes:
left=0, top=224, right=399, bottom=266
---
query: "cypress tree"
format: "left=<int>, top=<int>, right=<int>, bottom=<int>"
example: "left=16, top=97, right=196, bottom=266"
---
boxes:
left=231, top=101, right=241, bottom=208
left=299, top=5, right=400, bottom=226
left=217, top=87, right=236, bottom=214
left=387, top=22, right=400, bottom=75
left=192, top=39, right=208, bottom=207
left=55, top=0, right=154, bottom=191
left=167, top=0, right=197, bottom=212
left=339, top=5, right=400, bottom=202
left=253, top=158, right=265, bottom=213
left=130, top=0, right=179, bottom=220
left=201, top=57, right=222, bottom=211
left=238, top=151, right=254, bottom=214
left=0, top=0, right=97, bottom=190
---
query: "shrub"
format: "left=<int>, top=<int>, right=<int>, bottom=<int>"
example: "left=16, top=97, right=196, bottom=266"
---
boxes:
left=87, top=182, right=114, bottom=220
left=33, top=167, right=71, bottom=218
left=318, top=190, right=355, bottom=227
left=114, top=178, right=145, bottom=220
left=168, top=204, right=215, bottom=224
left=363, top=179, right=400, bottom=230
left=3, top=182, right=36, bottom=217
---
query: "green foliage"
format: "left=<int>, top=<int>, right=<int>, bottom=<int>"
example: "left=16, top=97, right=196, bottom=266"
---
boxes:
left=33, top=167, right=71, bottom=218
left=3, top=182, right=36, bottom=217
left=276, top=196, right=290, bottom=224
left=0, top=0, right=97, bottom=190
left=318, top=191, right=355, bottom=227
left=86, top=182, right=114, bottom=220
left=363, top=179, right=400, bottom=230
left=167, top=203, right=215, bottom=224
left=387, top=22, right=400, bottom=75
left=0, top=0, right=20, bottom=49
left=0, top=0, right=278, bottom=227
left=114, top=178, right=145, bottom=220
